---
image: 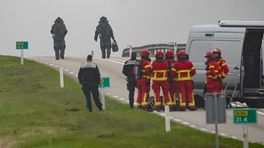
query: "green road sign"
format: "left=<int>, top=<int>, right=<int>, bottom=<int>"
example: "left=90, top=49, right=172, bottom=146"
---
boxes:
left=233, top=108, right=257, bottom=124
left=16, top=41, right=28, bottom=49
left=100, top=77, right=110, bottom=88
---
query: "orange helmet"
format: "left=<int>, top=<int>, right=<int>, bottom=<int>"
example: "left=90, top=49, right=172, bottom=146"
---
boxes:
left=141, top=49, right=150, bottom=57
left=212, top=48, right=221, bottom=54
left=165, top=50, right=174, bottom=58
left=204, top=51, right=212, bottom=58
left=177, top=50, right=186, bottom=58
left=156, top=50, right=164, bottom=58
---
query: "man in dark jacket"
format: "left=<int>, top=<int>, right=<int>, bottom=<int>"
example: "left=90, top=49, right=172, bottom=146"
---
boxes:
left=122, top=52, right=139, bottom=108
left=78, top=55, right=102, bottom=112
left=94, top=16, right=116, bottom=59
left=50, top=17, right=68, bottom=60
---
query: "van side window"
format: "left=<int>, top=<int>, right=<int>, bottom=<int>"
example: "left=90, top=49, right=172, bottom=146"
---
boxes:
left=188, top=40, right=242, bottom=70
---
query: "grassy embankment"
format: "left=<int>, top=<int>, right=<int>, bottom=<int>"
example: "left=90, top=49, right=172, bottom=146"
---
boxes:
left=0, top=56, right=263, bottom=148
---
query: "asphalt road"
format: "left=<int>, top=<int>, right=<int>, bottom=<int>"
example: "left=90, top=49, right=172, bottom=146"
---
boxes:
left=30, top=56, right=264, bottom=145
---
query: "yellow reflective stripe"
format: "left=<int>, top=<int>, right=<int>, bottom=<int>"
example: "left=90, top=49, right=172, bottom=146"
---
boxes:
left=144, top=65, right=151, bottom=68
left=221, top=63, right=227, bottom=67
left=209, top=65, right=215, bottom=68
left=176, top=77, right=192, bottom=81
left=153, top=70, right=167, bottom=72
left=153, top=77, right=167, bottom=81
left=155, top=102, right=161, bottom=106
left=188, top=95, right=195, bottom=107
left=222, top=72, right=226, bottom=76
left=171, top=68, right=176, bottom=72
left=143, top=76, right=151, bottom=79
left=214, top=70, right=219, bottom=73
left=178, top=70, right=191, bottom=73
left=179, top=102, right=186, bottom=107
left=208, top=75, right=218, bottom=79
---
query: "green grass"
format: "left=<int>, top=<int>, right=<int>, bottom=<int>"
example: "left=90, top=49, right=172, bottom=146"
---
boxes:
left=0, top=55, right=263, bottom=148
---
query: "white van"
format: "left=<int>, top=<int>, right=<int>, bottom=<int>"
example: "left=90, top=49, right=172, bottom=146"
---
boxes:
left=186, top=20, right=264, bottom=108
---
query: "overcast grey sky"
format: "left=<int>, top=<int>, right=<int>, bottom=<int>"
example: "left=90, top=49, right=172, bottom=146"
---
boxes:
left=1, top=0, right=264, bottom=57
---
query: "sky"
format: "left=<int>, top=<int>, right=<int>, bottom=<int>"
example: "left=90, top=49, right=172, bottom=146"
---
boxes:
left=1, top=0, right=264, bottom=58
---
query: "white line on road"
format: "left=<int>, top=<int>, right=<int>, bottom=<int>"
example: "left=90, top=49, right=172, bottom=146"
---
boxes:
left=181, top=121, right=190, bottom=125
left=257, top=111, right=264, bottom=116
left=200, top=128, right=209, bottom=131
left=231, top=136, right=238, bottom=140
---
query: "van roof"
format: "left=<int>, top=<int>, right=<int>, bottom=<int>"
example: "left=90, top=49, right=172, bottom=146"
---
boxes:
left=191, top=25, right=246, bottom=33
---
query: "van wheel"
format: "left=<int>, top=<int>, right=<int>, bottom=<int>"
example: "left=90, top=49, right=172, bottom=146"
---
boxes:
left=246, top=100, right=264, bottom=108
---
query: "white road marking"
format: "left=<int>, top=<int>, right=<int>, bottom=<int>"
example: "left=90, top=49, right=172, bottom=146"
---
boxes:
left=69, top=72, right=74, bottom=74
left=181, top=121, right=190, bottom=125
left=189, top=124, right=196, bottom=128
left=220, top=133, right=228, bottom=137
left=257, top=111, right=264, bottom=116
left=231, top=136, right=238, bottom=140
left=119, top=98, right=125, bottom=101
left=200, top=128, right=209, bottom=131
left=113, top=95, right=119, bottom=98
left=173, top=118, right=182, bottom=122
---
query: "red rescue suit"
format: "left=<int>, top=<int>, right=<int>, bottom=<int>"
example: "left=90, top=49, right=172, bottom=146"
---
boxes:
left=171, top=60, right=196, bottom=110
left=218, top=58, right=229, bottom=79
left=152, top=60, right=172, bottom=108
left=136, top=59, right=151, bottom=108
left=166, top=58, right=177, bottom=107
left=206, top=60, right=222, bottom=93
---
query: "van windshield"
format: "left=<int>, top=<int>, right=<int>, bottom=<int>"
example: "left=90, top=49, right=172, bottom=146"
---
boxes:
left=189, top=40, right=242, bottom=69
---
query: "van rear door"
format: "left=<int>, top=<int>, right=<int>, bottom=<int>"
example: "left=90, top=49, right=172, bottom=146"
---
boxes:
left=241, top=29, right=264, bottom=107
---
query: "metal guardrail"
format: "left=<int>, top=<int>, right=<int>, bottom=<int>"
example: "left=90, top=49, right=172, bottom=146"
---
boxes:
left=122, top=43, right=186, bottom=57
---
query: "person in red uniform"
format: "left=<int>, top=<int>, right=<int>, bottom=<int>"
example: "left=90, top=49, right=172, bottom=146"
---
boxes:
left=205, top=51, right=222, bottom=93
left=165, top=50, right=177, bottom=110
left=212, top=48, right=229, bottom=79
left=170, top=50, right=196, bottom=111
left=152, top=50, right=172, bottom=111
left=211, top=48, right=229, bottom=93
left=136, top=49, right=151, bottom=109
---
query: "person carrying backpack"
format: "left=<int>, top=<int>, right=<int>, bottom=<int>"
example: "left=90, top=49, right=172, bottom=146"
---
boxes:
left=94, top=16, right=116, bottom=59
left=122, top=52, right=140, bottom=108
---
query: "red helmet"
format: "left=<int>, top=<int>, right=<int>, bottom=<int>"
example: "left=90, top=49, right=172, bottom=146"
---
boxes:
left=177, top=50, right=186, bottom=58
left=156, top=50, right=164, bottom=58
left=141, top=49, right=150, bottom=57
left=204, top=51, right=212, bottom=58
left=212, top=48, right=221, bottom=54
left=165, top=50, right=174, bottom=58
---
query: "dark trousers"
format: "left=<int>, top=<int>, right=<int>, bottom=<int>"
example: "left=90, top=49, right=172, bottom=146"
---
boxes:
left=100, top=40, right=111, bottom=59
left=101, top=48, right=111, bottom=59
left=127, top=78, right=136, bottom=108
left=54, top=45, right=65, bottom=60
left=82, top=84, right=102, bottom=112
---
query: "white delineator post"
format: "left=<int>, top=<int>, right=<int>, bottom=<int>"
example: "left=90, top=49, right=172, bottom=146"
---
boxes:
left=20, top=49, right=24, bottom=65
left=165, top=105, right=171, bottom=132
left=99, top=87, right=106, bottom=110
left=128, top=45, right=132, bottom=57
left=60, top=68, right=64, bottom=88
left=243, top=125, right=249, bottom=148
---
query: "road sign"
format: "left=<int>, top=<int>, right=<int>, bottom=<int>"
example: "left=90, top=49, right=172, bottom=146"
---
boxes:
left=100, top=77, right=110, bottom=88
left=16, top=41, right=28, bottom=49
left=233, top=108, right=257, bottom=124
